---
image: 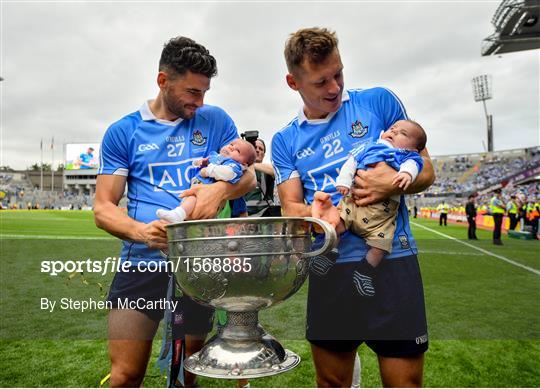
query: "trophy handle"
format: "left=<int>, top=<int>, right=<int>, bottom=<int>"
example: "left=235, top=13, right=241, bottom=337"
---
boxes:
left=301, top=217, right=338, bottom=258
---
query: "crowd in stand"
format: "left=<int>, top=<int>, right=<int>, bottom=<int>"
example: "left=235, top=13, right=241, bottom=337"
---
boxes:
left=417, top=182, right=538, bottom=210
left=426, top=148, right=540, bottom=195
left=0, top=174, right=93, bottom=210
left=2, top=147, right=539, bottom=214
left=439, top=156, right=473, bottom=173
left=0, top=187, right=93, bottom=210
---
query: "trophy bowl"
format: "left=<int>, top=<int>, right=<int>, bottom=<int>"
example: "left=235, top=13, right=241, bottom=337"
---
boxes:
left=166, top=216, right=337, bottom=379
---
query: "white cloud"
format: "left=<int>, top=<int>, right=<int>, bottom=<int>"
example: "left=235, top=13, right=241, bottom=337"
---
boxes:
left=1, top=1, right=538, bottom=169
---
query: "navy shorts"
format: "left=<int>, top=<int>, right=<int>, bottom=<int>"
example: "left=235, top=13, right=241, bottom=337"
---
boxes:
left=107, top=267, right=214, bottom=334
left=306, top=254, right=428, bottom=357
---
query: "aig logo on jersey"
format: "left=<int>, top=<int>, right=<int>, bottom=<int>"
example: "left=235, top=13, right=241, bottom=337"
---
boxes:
left=138, top=143, right=159, bottom=152
left=148, top=160, right=195, bottom=193
left=349, top=120, right=368, bottom=138
left=191, top=130, right=207, bottom=146
left=296, top=147, right=315, bottom=159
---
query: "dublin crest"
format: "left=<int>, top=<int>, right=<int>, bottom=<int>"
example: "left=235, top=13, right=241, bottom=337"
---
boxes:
left=191, top=130, right=207, bottom=146
left=349, top=120, right=368, bottom=138
left=398, top=235, right=410, bottom=249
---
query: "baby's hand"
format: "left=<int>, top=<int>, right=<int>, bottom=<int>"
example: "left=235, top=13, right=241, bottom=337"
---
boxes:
left=336, top=186, right=350, bottom=196
left=392, top=172, right=412, bottom=190
left=194, top=157, right=209, bottom=167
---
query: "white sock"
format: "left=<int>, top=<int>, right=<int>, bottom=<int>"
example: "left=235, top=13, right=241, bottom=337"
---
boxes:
left=351, top=353, right=361, bottom=388
left=156, top=207, right=186, bottom=223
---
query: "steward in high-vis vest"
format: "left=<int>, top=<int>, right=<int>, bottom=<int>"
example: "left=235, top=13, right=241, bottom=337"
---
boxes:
left=526, top=201, right=540, bottom=239
left=506, top=195, right=519, bottom=231
left=437, top=201, right=450, bottom=226
left=490, top=189, right=505, bottom=245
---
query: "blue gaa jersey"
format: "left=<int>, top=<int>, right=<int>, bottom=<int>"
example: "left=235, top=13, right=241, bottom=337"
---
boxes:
left=272, top=88, right=419, bottom=262
left=79, top=152, right=94, bottom=169
left=193, top=151, right=244, bottom=185
left=231, top=198, right=247, bottom=217
left=99, top=101, right=238, bottom=264
left=352, top=139, right=424, bottom=173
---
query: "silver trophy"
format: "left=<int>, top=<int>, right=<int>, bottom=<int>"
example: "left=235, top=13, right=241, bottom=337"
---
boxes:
left=166, top=216, right=337, bottom=379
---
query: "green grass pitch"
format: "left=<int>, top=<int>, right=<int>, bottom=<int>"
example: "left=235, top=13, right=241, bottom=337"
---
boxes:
left=1, top=210, right=539, bottom=387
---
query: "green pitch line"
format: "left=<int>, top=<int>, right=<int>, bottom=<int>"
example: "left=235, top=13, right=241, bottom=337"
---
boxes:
left=411, top=220, right=540, bottom=276
left=410, top=220, right=540, bottom=275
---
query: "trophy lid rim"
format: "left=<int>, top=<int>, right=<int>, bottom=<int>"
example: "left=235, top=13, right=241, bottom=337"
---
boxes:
left=164, top=216, right=309, bottom=229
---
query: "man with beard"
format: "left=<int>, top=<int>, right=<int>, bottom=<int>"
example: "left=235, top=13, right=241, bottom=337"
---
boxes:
left=94, top=36, right=255, bottom=387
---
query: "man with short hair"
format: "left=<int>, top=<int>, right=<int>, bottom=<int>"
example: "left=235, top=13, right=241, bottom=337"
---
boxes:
left=272, top=27, right=435, bottom=387
left=506, top=195, right=519, bottom=231
left=437, top=200, right=449, bottom=226
left=490, top=189, right=505, bottom=245
left=94, top=36, right=255, bottom=387
left=466, top=195, right=478, bottom=240
left=77, top=147, right=96, bottom=169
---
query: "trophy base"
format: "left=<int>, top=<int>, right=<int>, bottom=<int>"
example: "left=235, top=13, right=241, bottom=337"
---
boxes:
left=184, top=336, right=301, bottom=379
left=185, top=349, right=300, bottom=379
left=185, top=311, right=301, bottom=379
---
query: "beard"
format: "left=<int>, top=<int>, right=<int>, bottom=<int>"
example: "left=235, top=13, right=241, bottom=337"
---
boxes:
left=163, top=91, right=196, bottom=120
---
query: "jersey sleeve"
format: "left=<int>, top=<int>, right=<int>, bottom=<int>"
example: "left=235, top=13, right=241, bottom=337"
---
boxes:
left=206, top=161, right=243, bottom=184
left=371, top=87, right=409, bottom=130
left=400, top=151, right=424, bottom=175
left=271, top=132, right=297, bottom=185
left=218, top=111, right=239, bottom=149
left=335, top=155, right=357, bottom=189
left=225, top=161, right=244, bottom=184
left=98, top=122, right=130, bottom=176
left=399, top=159, right=420, bottom=182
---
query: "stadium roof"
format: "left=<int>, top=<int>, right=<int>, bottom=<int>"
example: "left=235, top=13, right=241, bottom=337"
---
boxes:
left=482, top=0, right=540, bottom=55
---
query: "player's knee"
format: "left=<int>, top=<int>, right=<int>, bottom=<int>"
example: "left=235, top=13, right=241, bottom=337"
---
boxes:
left=110, top=364, right=145, bottom=387
left=316, top=370, right=351, bottom=388
left=381, top=369, right=423, bottom=388
left=382, top=375, right=422, bottom=388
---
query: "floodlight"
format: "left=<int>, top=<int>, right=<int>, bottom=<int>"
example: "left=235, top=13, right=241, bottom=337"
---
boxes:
left=472, top=75, right=493, bottom=102
left=472, top=74, right=494, bottom=152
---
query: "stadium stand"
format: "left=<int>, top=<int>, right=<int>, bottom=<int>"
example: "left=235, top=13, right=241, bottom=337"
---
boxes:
left=2, top=146, right=538, bottom=237
left=0, top=171, right=97, bottom=210
left=425, top=146, right=540, bottom=196
left=482, top=0, right=540, bottom=56
left=411, top=146, right=539, bottom=236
